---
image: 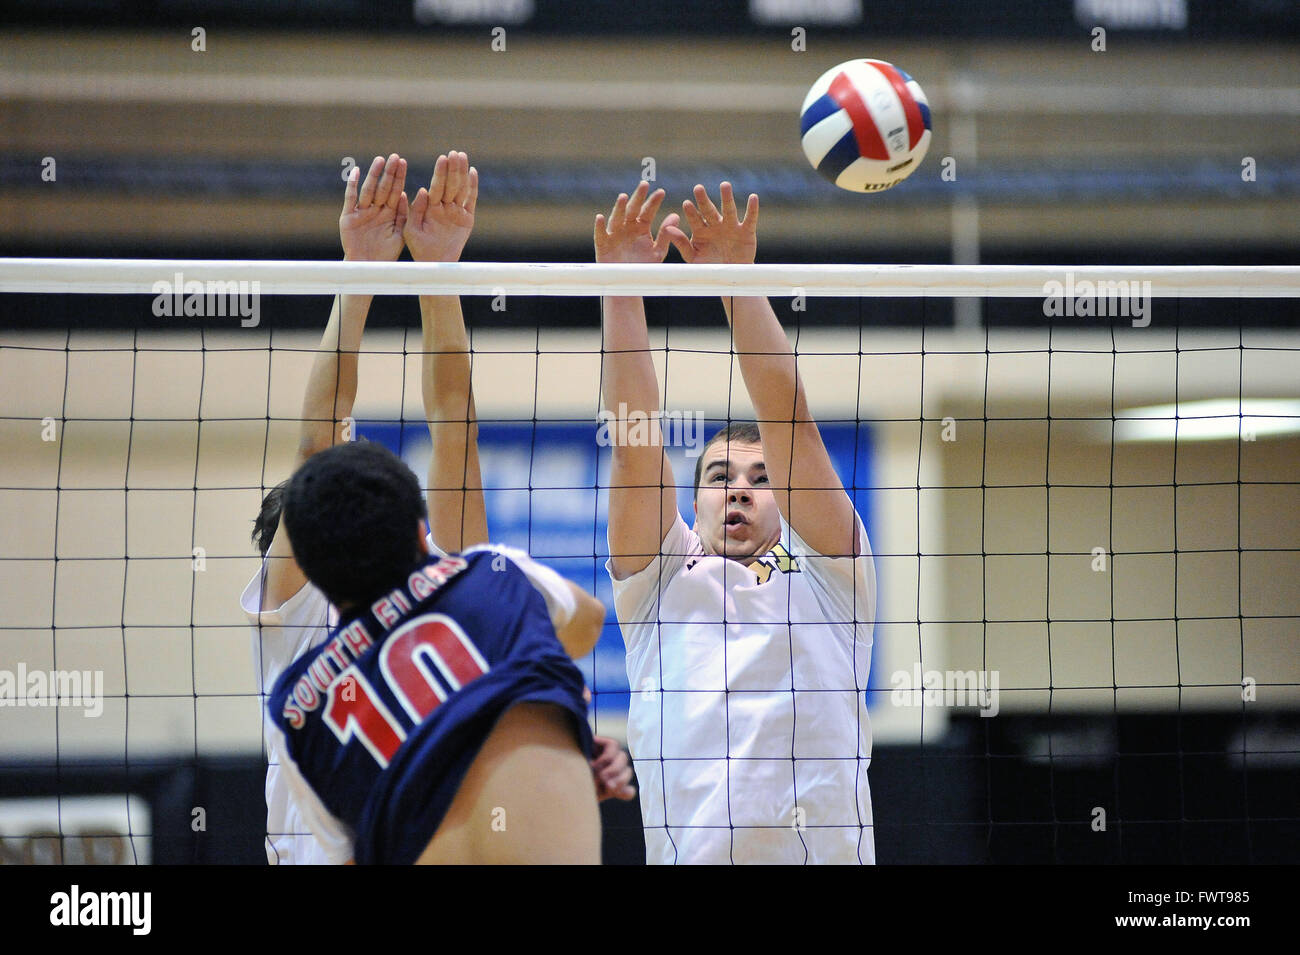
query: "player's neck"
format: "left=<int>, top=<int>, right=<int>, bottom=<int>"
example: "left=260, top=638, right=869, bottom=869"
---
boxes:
left=700, top=537, right=779, bottom=567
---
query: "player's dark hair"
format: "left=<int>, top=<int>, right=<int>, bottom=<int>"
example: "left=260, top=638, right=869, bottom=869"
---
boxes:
left=693, top=421, right=763, bottom=500
left=252, top=481, right=288, bottom=557
left=281, top=441, right=427, bottom=608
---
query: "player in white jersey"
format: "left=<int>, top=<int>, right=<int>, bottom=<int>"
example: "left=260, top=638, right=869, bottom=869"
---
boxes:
left=595, top=180, right=877, bottom=864
left=243, top=151, right=411, bottom=864
left=245, top=151, right=633, bottom=863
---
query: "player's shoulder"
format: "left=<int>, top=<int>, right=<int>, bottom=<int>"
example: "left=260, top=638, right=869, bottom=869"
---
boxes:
left=778, top=512, right=875, bottom=611
left=459, top=542, right=539, bottom=576
left=781, top=511, right=869, bottom=561
left=662, top=514, right=706, bottom=567
left=414, top=546, right=544, bottom=606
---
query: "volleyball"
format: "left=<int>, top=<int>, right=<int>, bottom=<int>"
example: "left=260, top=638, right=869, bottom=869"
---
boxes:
left=799, top=58, right=932, bottom=192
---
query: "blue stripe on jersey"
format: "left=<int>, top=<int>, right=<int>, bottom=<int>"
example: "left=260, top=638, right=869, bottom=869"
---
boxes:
left=818, top=127, right=864, bottom=182
left=799, top=92, right=841, bottom=137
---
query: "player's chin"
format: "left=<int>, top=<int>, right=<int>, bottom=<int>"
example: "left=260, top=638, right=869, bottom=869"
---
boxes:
left=719, top=537, right=760, bottom=563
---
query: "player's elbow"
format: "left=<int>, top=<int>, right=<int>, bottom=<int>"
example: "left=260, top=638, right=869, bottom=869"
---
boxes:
left=426, top=405, right=479, bottom=438
left=608, top=439, right=663, bottom=478
left=556, top=591, right=605, bottom=660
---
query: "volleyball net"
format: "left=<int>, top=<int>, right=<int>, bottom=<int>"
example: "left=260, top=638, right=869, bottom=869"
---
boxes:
left=1, top=260, right=1298, bottom=864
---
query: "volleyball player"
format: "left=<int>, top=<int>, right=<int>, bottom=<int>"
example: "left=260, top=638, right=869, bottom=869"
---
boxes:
left=595, top=180, right=877, bottom=864
left=242, top=152, right=411, bottom=864
left=244, top=151, right=632, bottom=864
left=267, top=439, right=607, bottom=864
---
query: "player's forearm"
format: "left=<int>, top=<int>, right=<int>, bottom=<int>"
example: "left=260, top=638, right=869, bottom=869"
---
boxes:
left=601, top=296, right=677, bottom=571
left=600, top=296, right=662, bottom=418
left=298, top=293, right=373, bottom=460
left=723, top=299, right=858, bottom=552
left=419, top=294, right=474, bottom=425
left=722, top=296, right=803, bottom=427
left=420, top=294, right=488, bottom=551
left=419, top=294, right=479, bottom=490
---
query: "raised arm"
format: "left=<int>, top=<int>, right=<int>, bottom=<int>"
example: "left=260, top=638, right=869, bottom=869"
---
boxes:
left=263, top=154, right=410, bottom=605
left=404, top=151, right=488, bottom=552
left=665, top=182, right=861, bottom=558
left=595, top=182, right=682, bottom=578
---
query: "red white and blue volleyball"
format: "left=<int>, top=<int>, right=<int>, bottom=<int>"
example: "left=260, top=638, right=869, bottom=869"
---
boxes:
left=800, top=59, right=932, bottom=192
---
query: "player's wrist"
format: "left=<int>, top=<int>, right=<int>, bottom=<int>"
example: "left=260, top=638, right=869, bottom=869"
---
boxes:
left=408, top=246, right=464, bottom=264
left=342, top=252, right=397, bottom=263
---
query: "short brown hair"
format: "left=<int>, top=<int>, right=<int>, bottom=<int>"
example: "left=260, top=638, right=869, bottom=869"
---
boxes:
left=252, top=481, right=288, bottom=557
left=693, top=422, right=762, bottom=500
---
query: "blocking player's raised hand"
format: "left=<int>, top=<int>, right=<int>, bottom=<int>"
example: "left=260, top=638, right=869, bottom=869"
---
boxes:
left=340, top=154, right=409, bottom=262
left=404, top=151, right=477, bottom=263
left=663, top=181, right=759, bottom=265
left=594, top=180, right=679, bottom=264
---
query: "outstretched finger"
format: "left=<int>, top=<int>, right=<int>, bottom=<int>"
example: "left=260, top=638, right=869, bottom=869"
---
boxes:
left=357, top=156, right=384, bottom=209
left=451, top=152, right=472, bottom=207
left=394, top=191, right=409, bottom=236
left=444, top=153, right=466, bottom=208
left=651, top=212, right=680, bottom=259
left=465, top=165, right=479, bottom=214
left=342, top=164, right=360, bottom=214
left=427, top=154, right=449, bottom=205
left=743, top=192, right=759, bottom=230
left=373, top=153, right=401, bottom=209
left=638, top=187, right=667, bottom=225
left=718, top=181, right=738, bottom=222
left=694, top=183, right=722, bottom=224
left=625, top=180, right=651, bottom=223
left=680, top=198, right=707, bottom=235
left=663, top=223, right=694, bottom=262
left=408, top=186, right=429, bottom=231
left=609, top=192, right=630, bottom=229
left=385, top=157, right=408, bottom=211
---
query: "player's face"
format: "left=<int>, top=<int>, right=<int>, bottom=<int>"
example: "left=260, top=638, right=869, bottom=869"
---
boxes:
left=693, top=440, right=781, bottom=565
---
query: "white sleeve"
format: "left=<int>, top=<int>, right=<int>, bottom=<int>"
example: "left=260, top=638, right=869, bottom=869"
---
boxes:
left=463, top=544, right=577, bottom=632
left=266, top=723, right=355, bottom=865
left=785, top=512, right=876, bottom=626
left=606, top=513, right=698, bottom=644
left=240, top=561, right=332, bottom=691
left=424, top=532, right=447, bottom=560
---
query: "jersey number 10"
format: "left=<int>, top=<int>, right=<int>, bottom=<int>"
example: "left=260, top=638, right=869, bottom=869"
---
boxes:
left=322, top=613, right=489, bottom=768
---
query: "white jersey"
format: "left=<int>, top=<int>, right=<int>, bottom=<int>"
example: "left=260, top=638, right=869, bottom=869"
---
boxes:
left=240, top=562, right=336, bottom=865
left=609, top=512, right=876, bottom=865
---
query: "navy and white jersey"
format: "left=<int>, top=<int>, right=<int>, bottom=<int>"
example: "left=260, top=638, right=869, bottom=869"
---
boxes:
left=266, top=544, right=593, bottom=865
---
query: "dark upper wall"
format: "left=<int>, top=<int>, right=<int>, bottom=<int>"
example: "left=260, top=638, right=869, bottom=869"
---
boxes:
left=0, top=25, right=1296, bottom=327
